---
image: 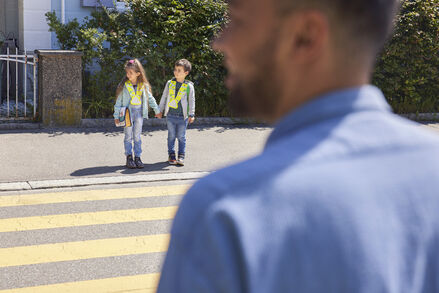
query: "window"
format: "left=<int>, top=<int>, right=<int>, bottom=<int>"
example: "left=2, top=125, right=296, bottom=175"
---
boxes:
left=81, top=0, right=115, bottom=8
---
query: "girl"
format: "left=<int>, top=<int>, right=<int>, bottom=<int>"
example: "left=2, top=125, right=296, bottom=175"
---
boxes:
left=114, top=59, right=161, bottom=169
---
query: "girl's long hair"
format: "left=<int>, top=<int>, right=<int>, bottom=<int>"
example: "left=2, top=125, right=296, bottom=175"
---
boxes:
left=115, top=59, right=152, bottom=98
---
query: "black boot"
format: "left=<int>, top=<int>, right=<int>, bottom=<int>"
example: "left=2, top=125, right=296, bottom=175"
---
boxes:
left=134, top=156, right=144, bottom=169
left=126, top=155, right=136, bottom=169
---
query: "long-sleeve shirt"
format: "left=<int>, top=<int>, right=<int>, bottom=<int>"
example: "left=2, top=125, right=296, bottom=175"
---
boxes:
left=159, top=79, right=195, bottom=119
left=113, top=83, right=160, bottom=119
left=157, top=85, right=439, bottom=293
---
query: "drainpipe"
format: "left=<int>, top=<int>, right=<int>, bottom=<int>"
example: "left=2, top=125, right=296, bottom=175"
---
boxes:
left=61, top=0, right=65, bottom=24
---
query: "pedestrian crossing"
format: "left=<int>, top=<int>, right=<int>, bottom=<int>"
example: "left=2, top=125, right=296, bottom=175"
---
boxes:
left=0, top=184, right=190, bottom=292
left=0, top=206, right=178, bottom=232
left=3, top=274, right=161, bottom=293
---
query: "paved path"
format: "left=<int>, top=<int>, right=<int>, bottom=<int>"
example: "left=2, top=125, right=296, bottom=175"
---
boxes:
left=0, top=125, right=271, bottom=184
left=0, top=122, right=438, bottom=186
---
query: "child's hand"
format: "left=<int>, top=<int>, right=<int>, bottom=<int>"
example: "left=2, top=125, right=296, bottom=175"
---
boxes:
left=189, top=117, right=195, bottom=124
left=114, top=119, right=120, bottom=126
left=155, top=113, right=162, bottom=119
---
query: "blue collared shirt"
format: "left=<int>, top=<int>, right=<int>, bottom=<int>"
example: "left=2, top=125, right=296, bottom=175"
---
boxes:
left=158, top=86, right=439, bottom=293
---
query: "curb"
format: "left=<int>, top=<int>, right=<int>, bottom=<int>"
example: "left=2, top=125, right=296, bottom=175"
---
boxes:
left=80, top=117, right=262, bottom=128
left=0, top=171, right=210, bottom=192
left=0, top=122, right=42, bottom=130
left=0, top=117, right=263, bottom=130
left=2, top=114, right=439, bottom=130
left=399, top=113, right=439, bottom=121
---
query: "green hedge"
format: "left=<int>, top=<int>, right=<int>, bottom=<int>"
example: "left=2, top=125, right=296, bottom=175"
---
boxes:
left=46, top=0, right=229, bottom=118
left=373, top=0, right=439, bottom=114
left=47, top=0, right=439, bottom=118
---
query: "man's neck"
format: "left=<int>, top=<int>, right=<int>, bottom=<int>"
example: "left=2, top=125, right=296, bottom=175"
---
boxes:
left=271, top=69, right=371, bottom=124
left=176, top=78, right=185, bottom=83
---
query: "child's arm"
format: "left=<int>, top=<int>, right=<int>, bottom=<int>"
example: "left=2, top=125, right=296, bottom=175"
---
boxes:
left=188, top=83, right=196, bottom=123
left=158, top=81, right=170, bottom=114
left=146, top=85, right=161, bottom=116
left=113, top=91, right=124, bottom=123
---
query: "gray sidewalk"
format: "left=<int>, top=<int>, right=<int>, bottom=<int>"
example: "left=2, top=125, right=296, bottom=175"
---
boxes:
left=0, top=123, right=271, bottom=188
left=1, top=120, right=438, bottom=190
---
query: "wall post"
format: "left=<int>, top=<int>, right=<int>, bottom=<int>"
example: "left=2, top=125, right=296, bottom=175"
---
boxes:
left=36, top=50, right=83, bottom=127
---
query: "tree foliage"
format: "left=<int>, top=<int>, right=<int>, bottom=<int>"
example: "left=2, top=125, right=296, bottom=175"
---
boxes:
left=373, top=0, right=439, bottom=113
left=47, top=0, right=439, bottom=117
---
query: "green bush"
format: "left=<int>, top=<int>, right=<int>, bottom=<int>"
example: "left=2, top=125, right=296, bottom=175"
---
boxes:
left=47, top=0, right=438, bottom=117
left=46, top=0, right=229, bottom=118
left=373, top=0, right=439, bottom=114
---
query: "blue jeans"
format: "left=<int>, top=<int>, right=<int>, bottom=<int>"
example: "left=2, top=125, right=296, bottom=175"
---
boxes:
left=124, top=106, right=143, bottom=157
left=167, top=115, right=188, bottom=157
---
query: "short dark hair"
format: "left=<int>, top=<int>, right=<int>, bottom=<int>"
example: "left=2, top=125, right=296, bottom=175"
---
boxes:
left=175, top=59, right=192, bottom=73
left=278, top=0, right=400, bottom=55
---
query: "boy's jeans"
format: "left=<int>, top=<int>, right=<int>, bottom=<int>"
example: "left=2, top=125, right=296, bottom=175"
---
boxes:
left=124, top=106, right=143, bottom=157
left=167, top=115, right=189, bottom=157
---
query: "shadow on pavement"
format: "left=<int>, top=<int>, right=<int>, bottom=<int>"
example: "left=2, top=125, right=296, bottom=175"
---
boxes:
left=71, top=162, right=171, bottom=177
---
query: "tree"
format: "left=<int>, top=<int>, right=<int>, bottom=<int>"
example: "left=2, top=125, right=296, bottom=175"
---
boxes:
left=373, top=0, right=439, bottom=114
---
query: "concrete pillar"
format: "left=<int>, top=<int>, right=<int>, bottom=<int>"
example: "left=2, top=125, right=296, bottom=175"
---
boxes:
left=36, top=50, right=83, bottom=127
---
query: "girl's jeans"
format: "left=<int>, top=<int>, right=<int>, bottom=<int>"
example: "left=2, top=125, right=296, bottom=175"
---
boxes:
left=167, top=115, right=189, bottom=157
left=124, top=106, right=143, bottom=157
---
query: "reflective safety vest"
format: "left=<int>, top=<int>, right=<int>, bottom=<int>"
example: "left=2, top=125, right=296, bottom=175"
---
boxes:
left=125, top=81, right=143, bottom=105
left=168, top=80, right=189, bottom=109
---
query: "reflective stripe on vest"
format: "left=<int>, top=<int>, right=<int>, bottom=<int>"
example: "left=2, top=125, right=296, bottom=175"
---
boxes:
left=125, top=81, right=143, bottom=105
left=168, top=80, right=188, bottom=109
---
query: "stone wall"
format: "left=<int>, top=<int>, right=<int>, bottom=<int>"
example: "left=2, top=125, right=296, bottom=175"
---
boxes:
left=36, top=50, right=83, bottom=127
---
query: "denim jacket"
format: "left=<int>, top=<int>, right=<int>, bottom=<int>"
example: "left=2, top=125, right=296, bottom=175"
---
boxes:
left=113, top=84, right=160, bottom=119
left=159, top=79, right=195, bottom=119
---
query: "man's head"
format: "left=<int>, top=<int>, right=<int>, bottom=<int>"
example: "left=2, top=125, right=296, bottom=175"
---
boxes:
left=214, top=0, right=399, bottom=123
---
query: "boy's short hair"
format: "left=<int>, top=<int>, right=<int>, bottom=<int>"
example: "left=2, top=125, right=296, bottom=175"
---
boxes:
left=175, top=59, right=192, bottom=73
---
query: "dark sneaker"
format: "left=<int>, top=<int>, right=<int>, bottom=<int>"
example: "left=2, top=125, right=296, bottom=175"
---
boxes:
left=134, top=156, right=144, bottom=169
left=126, top=155, right=136, bottom=169
left=168, top=153, right=177, bottom=165
left=177, top=154, right=185, bottom=166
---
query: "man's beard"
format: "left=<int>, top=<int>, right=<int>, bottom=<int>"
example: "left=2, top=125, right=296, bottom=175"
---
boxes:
left=227, top=40, right=281, bottom=122
left=228, top=71, right=280, bottom=121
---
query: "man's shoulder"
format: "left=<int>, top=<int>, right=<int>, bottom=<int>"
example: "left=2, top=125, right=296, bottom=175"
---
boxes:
left=172, top=154, right=278, bottom=231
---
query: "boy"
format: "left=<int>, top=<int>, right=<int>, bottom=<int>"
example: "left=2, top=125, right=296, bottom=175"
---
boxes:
left=158, top=59, right=195, bottom=166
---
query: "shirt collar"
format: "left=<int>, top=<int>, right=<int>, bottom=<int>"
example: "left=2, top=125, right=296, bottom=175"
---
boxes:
left=265, top=85, right=392, bottom=148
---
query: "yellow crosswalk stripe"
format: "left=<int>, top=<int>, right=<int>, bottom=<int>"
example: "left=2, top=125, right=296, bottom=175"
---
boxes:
left=0, top=234, right=170, bottom=268
left=0, top=206, right=178, bottom=232
left=0, top=184, right=189, bottom=207
left=0, top=273, right=160, bottom=293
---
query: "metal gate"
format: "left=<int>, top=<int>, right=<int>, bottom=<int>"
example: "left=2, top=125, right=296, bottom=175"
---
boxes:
left=0, top=47, right=37, bottom=119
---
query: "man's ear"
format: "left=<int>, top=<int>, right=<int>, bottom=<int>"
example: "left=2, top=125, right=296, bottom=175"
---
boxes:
left=276, top=11, right=329, bottom=65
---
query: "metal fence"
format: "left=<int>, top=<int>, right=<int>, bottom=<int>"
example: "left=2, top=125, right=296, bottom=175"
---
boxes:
left=0, top=47, right=37, bottom=119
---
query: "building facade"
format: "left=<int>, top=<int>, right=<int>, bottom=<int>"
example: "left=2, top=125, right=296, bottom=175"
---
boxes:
left=0, top=0, right=124, bottom=52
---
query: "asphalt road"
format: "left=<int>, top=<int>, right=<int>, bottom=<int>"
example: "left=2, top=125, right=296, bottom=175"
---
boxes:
left=1, top=122, right=438, bottom=184
left=0, top=124, right=272, bottom=183
left=0, top=181, right=190, bottom=291
left=0, top=122, right=438, bottom=291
